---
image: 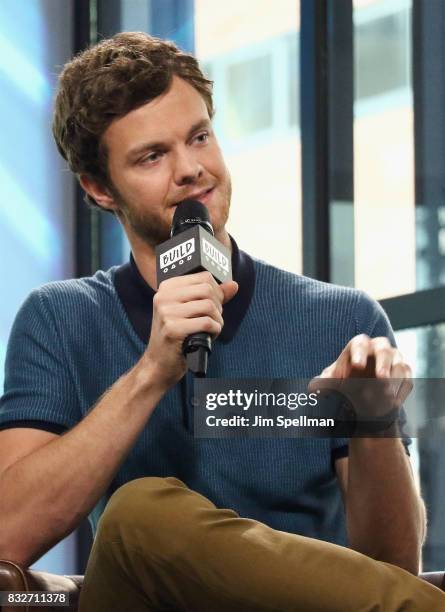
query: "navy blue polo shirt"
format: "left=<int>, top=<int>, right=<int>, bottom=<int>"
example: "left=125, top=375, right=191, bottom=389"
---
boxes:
left=1, top=237, right=399, bottom=542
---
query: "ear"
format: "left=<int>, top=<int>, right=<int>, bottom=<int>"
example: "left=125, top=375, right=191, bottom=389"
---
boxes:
left=79, top=175, right=118, bottom=213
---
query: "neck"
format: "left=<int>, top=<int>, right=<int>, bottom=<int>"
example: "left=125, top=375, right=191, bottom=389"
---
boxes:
left=129, top=228, right=232, bottom=291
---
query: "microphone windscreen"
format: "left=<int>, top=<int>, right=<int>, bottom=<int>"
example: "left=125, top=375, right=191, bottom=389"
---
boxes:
left=171, top=199, right=213, bottom=237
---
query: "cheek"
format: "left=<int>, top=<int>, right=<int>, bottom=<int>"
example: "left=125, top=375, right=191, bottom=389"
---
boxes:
left=126, top=168, right=171, bottom=202
left=207, top=146, right=228, bottom=179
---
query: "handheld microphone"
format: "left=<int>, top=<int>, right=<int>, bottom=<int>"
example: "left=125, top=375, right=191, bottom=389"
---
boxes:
left=155, top=199, right=232, bottom=377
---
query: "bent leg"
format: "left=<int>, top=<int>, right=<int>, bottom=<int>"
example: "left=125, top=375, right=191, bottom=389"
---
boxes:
left=79, top=476, right=445, bottom=612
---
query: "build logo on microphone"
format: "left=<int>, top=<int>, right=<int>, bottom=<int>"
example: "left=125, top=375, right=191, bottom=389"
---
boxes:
left=202, top=238, right=229, bottom=276
left=160, top=238, right=195, bottom=273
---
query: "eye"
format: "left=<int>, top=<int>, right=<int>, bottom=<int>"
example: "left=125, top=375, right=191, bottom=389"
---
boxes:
left=140, top=151, right=163, bottom=165
left=195, top=131, right=209, bottom=144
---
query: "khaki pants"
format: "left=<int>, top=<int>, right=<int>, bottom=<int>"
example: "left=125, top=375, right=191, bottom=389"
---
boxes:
left=79, top=477, right=445, bottom=611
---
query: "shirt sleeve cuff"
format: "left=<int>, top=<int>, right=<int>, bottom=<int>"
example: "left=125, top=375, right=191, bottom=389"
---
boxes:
left=0, top=420, right=68, bottom=435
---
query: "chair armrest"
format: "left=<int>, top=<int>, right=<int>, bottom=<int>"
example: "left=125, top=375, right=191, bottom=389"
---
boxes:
left=419, top=571, right=445, bottom=592
left=0, top=559, right=83, bottom=611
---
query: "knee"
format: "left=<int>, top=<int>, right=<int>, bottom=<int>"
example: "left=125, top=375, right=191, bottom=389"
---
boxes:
left=95, top=476, right=194, bottom=549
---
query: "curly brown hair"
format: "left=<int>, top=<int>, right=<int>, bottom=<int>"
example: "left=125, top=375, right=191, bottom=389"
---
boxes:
left=52, top=32, right=214, bottom=208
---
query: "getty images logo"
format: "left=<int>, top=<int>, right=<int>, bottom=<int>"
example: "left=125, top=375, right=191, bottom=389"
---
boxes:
left=160, top=238, right=195, bottom=273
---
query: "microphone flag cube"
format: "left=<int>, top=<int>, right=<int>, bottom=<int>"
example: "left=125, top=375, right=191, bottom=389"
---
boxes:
left=155, top=225, right=232, bottom=288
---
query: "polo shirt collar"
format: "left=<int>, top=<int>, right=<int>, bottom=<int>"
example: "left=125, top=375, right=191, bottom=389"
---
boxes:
left=113, top=235, right=255, bottom=345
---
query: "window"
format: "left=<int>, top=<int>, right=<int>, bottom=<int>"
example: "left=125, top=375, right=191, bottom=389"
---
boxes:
left=195, top=0, right=302, bottom=274
left=226, top=54, right=273, bottom=138
left=0, top=0, right=76, bottom=574
left=353, top=0, right=414, bottom=299
left=396, top=323, right=445, bottom=570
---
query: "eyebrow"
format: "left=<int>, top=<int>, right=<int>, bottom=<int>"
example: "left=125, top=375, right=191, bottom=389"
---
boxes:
left=125, top=118, right=212, bottom=162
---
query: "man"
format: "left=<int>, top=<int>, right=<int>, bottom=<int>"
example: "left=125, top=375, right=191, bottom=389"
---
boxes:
left=0, top=32, right=443, bottom=611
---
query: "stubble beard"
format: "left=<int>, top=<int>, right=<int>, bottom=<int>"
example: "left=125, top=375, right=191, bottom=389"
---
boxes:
left=112, top=172, right=232, bottom=249
left=120, top=203, right=172, bottom=248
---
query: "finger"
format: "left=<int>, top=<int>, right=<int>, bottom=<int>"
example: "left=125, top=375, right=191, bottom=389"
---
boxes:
left=321, top=364, right=335, bottom=376
left=347, top=334, right=372, bottom=368
left=390, top=358, right=413, bottom=407
left=160, top=270, right=221, bottom=290
left=308, top=376, right=323, bottom=392
left=389, top=351, right=411, bottom=375
left=390, top=361, right=408, bottom=380
left=162, top=315, right=223, bottom=342
left=307, top=366, right=333, bottom=393
left=221, top=280, right=239, bottom=304
left=161, top=282, right=225, bottom=308
left=172, top=299, right=224, bottom=327
left=321, top=359, right=347, bottom=379
left=371, top=338, right=395, bottom=377
left=395, top=377, right=413, bottom=406
left=308, top=372, right=343, bottom=394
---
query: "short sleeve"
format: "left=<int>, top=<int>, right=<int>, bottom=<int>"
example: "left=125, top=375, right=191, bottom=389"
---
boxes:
left=354, top=289, right=396, bottom=346
left=0, top=288, right=81, bottom=431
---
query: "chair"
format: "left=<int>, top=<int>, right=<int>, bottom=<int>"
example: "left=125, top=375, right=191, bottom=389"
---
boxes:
left=0, top=559, right=444, bottom=611
left=0, top=560, right=83, bottom=612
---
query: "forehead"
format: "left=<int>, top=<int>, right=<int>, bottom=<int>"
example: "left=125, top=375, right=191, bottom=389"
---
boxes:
left=102, top=76, right=210, bottom=156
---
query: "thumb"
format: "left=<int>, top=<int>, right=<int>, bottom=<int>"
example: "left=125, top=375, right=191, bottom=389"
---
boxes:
left=221, top=280, right=239, bottom=304
left=308, top=371, right=343, bottom=394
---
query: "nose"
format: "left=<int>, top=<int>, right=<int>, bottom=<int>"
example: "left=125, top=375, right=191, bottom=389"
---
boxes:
left=173, top=148, right=203, bottom=185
